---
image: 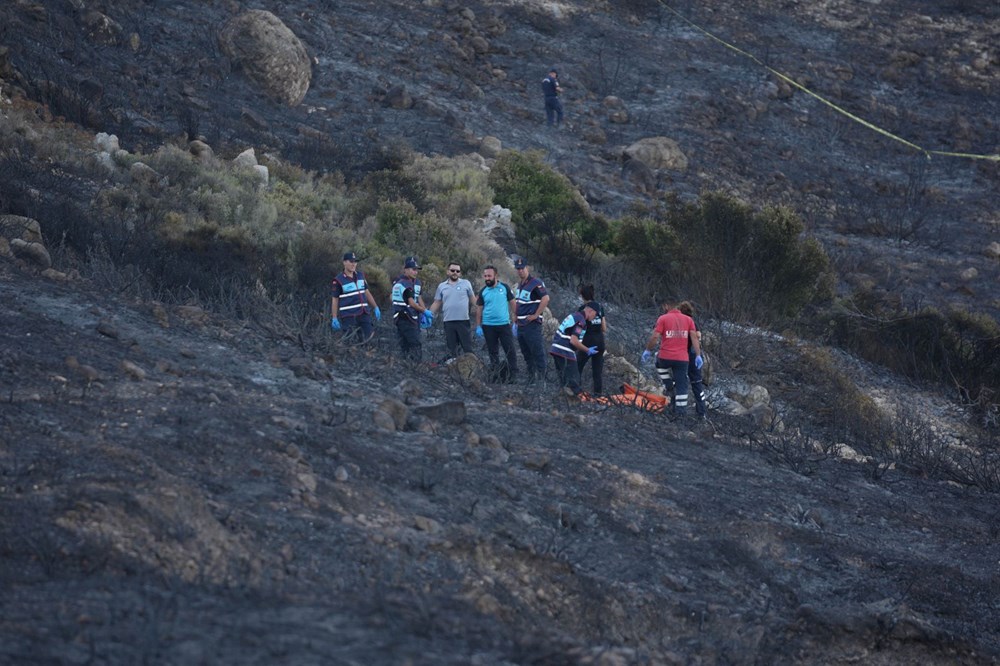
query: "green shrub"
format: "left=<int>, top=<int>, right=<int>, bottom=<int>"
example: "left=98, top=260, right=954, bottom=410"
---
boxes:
left=488, top=149, right=610, bottom=275
left=405, top=154, right=494, bottom=220
left=667, top=192, right=833, bottom=321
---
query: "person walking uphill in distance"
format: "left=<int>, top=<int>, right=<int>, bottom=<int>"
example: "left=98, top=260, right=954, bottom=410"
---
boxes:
left=641, top=300, right=702, bottom=417
left=475, top=265, right=519, bottom=382
left=428, top=261, right=477, bottom=358
left=391, top=256, right=429, bottom=361
left=541, top=68, right=563, bottom=127
left=330, top=251, right=380, bottom=342
left=513, top=257, right=550, bottom=382
left=550, top=302, right=600, bottom=397
left=576, top=284, right=607, bottom=395
left=677, top=300, right=708, bottom=418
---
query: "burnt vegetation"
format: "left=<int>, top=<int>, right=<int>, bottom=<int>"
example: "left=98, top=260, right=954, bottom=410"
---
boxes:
left=1, top=0, right=999, bottom=663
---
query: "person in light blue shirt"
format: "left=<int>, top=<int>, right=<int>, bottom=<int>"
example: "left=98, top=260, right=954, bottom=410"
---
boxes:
left=475, top=265, right=518, bottom=382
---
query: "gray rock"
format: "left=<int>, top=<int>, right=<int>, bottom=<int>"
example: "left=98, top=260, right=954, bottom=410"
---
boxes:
left=219, top=10, right=312, bottom=107
left=412, top=400, right=467, bottom=425
left=376, top=398, right=409, bottom=430
left=10, top=239, right=51, bottom=269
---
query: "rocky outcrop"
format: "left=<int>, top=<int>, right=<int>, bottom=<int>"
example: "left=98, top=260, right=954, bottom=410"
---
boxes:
left=219, top=10, right=311, bottom=107
left=1, top=215, right=50, bottom=269
left=624, top=137, right=689, bottom=171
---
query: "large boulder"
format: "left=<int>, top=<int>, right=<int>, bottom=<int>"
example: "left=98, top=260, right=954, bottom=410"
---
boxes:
left=219, top=10, right=311, bottom=107
left=624, top=137, right=689, bottom=171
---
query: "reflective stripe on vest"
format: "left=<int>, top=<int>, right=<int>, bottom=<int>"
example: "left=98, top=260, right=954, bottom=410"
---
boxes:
left=334, top=271, right=368, bottom=316
left=391, top=276, right=421, bottom=323
left=549, top=312, right=584, bottom=359
left=515, top=276, right=545, bottom=324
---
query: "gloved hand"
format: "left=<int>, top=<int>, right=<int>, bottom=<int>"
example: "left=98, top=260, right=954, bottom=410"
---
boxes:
left=331, top=318, right=342, bottom=331
left=587, top=346, right=599, bottom=356
left=694, top=354, right=704, bottom=370
left=420, top=311, right=434, bottom=329
left=475, top=326, right=484, bottom=338
left=373, top=306, right=381, bottom=322
left=512, top=323, right=518, bottom=337
left=641, top=350, right=653, bottom=365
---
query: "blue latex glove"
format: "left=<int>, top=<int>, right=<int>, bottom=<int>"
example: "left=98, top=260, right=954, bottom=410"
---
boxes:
left=512, top=323, right=518, bottom=337
left=420, top=311, right=434, bottom=329
left=641, top=350, right=653, bottom=364
left=587, top=346, right=599, bottom=356
left=373, top=306, right=381, bottom=322
left=331, top=318, right=342, bottom=331
left=694, top=354, right=704, bottom=369
left=475, top=325, right=484, bottom=338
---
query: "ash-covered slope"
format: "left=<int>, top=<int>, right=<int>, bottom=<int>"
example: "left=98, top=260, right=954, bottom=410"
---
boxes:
left=1, top=0, right=998, bottom=316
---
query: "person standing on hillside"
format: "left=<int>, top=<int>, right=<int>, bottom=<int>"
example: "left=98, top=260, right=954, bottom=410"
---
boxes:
left=513, top=257, right=550, bottom=382
left=475, top=265, right=518, bottom=383
left=331, top=251, right=380, bottom=343
left=642, top=300, right=702, bottom=417
left=677, top=301, right=708, bottom=419
left=575, top=284, right=607, bottom=395
left=550, top=302, right=600, bottom=397
left=428, top=261, right=477, bottom=358
left=541, top=68, right=563, bottom=127
left=391, top=256, right=429, bottom=361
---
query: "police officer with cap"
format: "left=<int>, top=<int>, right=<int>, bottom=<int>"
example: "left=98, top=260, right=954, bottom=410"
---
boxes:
left=331, top=251, right=380, bottom=342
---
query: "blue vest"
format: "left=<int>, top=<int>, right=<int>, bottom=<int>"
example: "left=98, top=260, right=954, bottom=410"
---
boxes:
left=549, top=312, right=586, bottom=360
left=391, top=275, right=422, bottom=324
left=515, top=276, right=547, bottom=326
left=333, top=271, right=369, bottom=318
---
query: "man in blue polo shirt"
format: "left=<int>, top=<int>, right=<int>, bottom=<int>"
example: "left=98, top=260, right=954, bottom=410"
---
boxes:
left=331, top=251, right=381, bottom=342
left=513, top=257, right=550, bottom=382
left=475, top=264, right=518, bottom=382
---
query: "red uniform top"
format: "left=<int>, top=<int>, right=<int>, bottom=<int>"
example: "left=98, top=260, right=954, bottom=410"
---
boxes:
left=654, top=309, right=697, bottom=361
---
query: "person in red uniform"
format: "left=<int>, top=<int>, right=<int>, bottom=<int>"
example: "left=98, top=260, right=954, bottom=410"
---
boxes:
left=642, top=300, right=702, bottom=416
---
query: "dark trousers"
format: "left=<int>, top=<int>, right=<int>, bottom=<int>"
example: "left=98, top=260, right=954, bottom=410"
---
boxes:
left=341, top=313, right=373, bottom=343
left=655, top=357, right=690, bottom=415
left=688, top=352, right=707, bottom=416
left=553, top=355, right=582, bottom=395
left=483, top=324, right=518, bottom=379
left=544, top=96, right=564, bottom=125
left=576, top=345, right=605, bottom=394
left=443, top=320, right=473, bottom=356
left=396, top=320, right=422, bottom=361
left=517, top=323, right=547, bottom=378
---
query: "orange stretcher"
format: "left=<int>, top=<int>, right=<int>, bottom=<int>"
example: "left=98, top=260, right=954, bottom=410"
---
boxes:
left=580, top=383, right=670, bottom=413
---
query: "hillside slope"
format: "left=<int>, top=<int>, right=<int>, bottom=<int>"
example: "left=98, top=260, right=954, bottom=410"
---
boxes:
left=1, top=0, right=998, bottom=315
left=1, top=264, right=998, bottom=664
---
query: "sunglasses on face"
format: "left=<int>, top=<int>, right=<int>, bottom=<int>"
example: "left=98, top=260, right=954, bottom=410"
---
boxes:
left=448, top=268, right=462, bottom=273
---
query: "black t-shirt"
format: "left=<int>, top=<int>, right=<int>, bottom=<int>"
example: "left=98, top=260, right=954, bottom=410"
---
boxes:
left=578, top=301, right=605, bottom=347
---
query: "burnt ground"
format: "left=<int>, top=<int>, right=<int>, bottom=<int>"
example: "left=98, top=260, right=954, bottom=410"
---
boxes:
left=1, top=0, right=998, bottom=315
left=2, top=262, right=999, bottom=664
left=1, top=1, right=1000, bottom=664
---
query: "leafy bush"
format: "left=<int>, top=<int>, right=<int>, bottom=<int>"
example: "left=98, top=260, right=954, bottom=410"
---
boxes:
left=488, top=150, right=610, bottom=276
left=405, top=154, right=494, bottom=221
left=666, top=192, right=833, bottom=321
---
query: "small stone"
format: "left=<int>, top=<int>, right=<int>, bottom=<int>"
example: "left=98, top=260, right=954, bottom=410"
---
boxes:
left=96, top=320, right=119, bottom=339
left=120, top=360, right=146, bottom=381
left=334, top=466, right=349, bottom=482
left=413, top=515, right=441, bottom=533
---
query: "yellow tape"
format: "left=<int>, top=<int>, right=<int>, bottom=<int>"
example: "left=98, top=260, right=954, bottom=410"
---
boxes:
left=656, top=1, right=1000, bottom=162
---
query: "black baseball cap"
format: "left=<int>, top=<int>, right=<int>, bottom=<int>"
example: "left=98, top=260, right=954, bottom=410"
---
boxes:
left=343, top=251, right=359, bottom=261
left=513, top=257, right=528, bottom=269
left=404, top=256, right=421, bottom=269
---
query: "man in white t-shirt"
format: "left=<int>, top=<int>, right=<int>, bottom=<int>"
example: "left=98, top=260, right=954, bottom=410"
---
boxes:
left=429, top=261, right=477, bottom=357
